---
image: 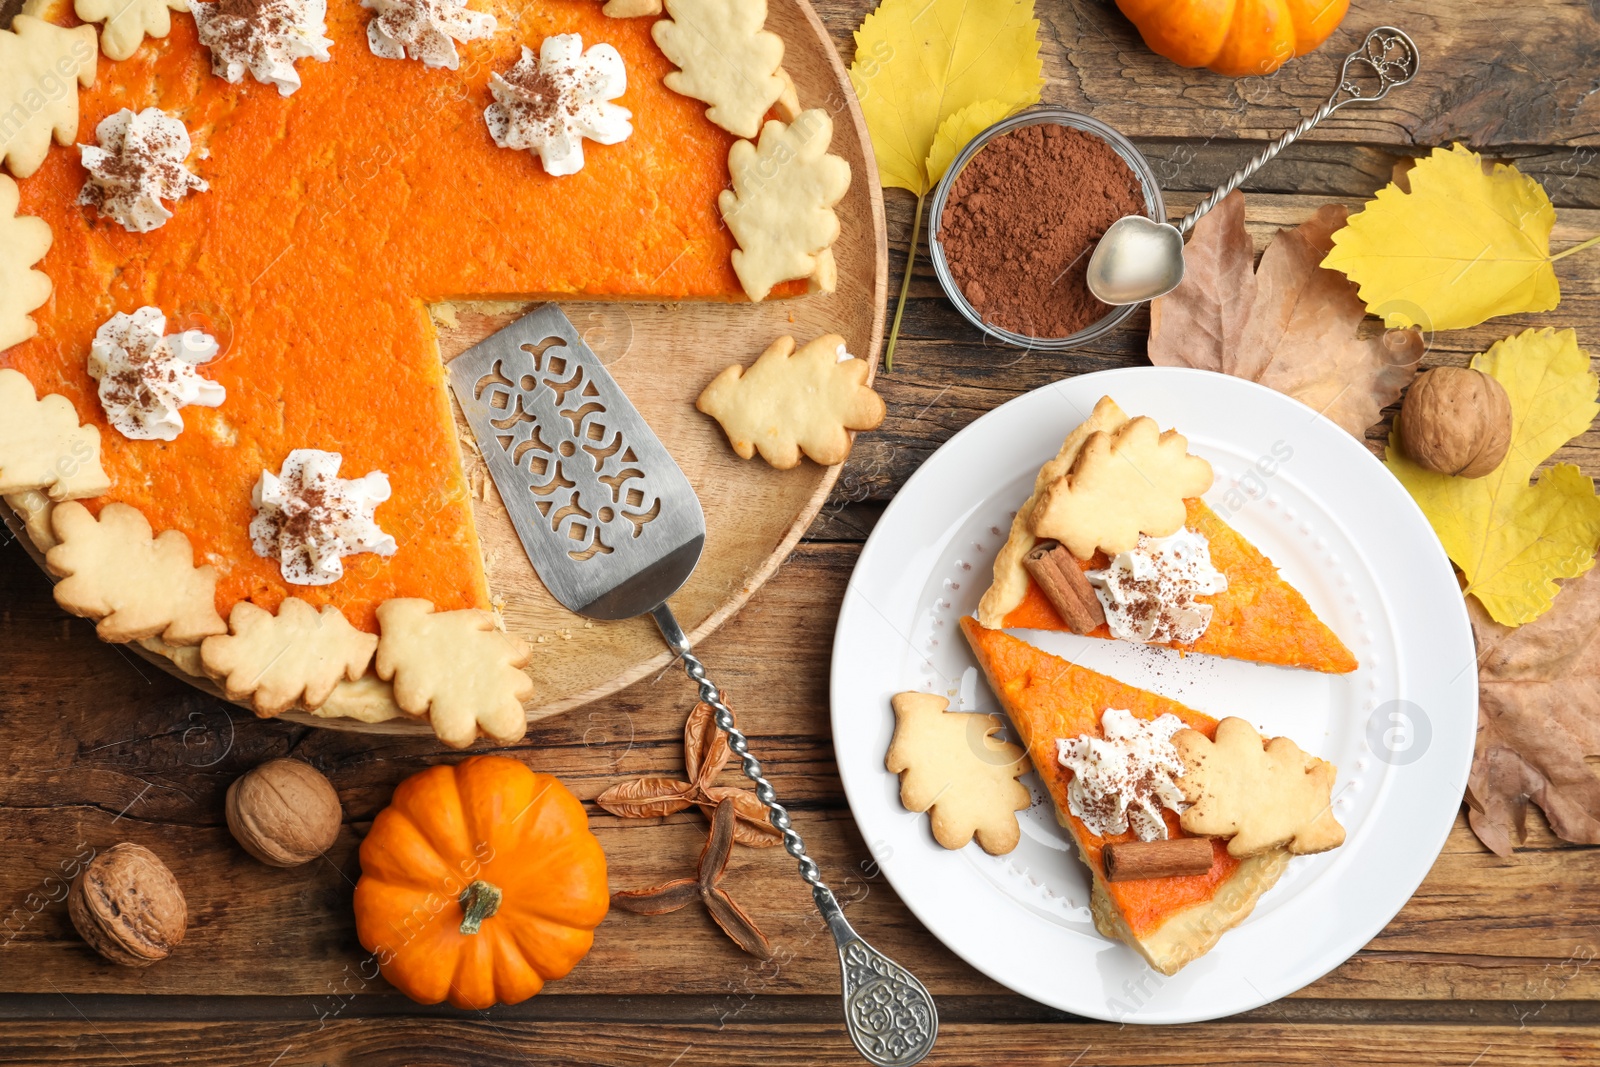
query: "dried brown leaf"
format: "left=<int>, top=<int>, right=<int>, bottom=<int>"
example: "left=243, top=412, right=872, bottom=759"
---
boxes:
left=702, top=885, right=774, bottom=960
left=609, top=798, right=778, bottom=958
left=595, top=777, right=695, bottom=819
left=1148, top=190, right=1257, bottom=374
left=697, top=798, right=738, bottom=882
left=610, top=879, right=699, bottom=915
left=700, top=785, right=784, bottom=847
left=1465, top=559, right=1600, bottom=856
left=1149, top=190, right=1423, bottom=439
left=683, top=696, right=731, bottom=788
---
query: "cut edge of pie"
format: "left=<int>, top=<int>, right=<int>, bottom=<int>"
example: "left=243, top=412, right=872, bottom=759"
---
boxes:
left=959, top=614, right=1288, bottom=975
left=976, top=396, right=1358, bottom=675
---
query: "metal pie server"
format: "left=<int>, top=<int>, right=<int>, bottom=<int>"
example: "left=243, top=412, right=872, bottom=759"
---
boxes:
left=449, top=305, right=938, bottom=1067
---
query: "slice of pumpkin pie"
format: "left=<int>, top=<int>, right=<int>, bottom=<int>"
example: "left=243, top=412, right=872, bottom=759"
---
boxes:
left=977, top=396, right=1356, bottom=674
left=960, top=616, right=1343, bottom=974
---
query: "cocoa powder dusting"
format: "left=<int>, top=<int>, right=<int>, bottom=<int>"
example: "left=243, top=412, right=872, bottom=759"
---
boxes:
left=938, top=124, right=1144, bottom=338
left=101, top=331, right=167, bottom=412
left=503, top=63, right=562, bottom=126
left=206, top=0, right=289, bottom=57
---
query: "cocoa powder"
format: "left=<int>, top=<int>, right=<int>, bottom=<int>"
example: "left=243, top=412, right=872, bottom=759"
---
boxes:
left=938, top=123, right=1145, bottom=338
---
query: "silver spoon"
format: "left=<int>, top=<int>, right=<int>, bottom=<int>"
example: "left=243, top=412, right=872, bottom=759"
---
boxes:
left=1086, top=26, right=1420, bottom=306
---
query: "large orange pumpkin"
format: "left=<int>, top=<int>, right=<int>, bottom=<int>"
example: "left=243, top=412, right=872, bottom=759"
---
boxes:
left=353, top=756, right=608, bottom=1009
left=1115, top=0, right=1349, bottom=77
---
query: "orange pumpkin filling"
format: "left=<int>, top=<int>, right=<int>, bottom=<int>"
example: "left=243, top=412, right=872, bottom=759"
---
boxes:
left=1002, top=499, right=1358, bottom=673
left=5, top=1, right=772, bottom=630
left=959, top=614, right=1239, bottom=938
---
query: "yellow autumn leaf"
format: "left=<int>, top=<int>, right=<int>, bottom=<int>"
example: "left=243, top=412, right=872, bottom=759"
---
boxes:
left=1323, top=144, right=1600, bottom=332
left=850, top=0, right=1042, bottom=369
left=849, top=0, right=1043, bottom=197
left=925, top=98, right=1015, bottom=188
left=1387, top=328, right=1600, bottom=626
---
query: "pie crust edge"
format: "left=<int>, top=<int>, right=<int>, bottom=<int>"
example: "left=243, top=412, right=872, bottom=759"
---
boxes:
left=975, top=394, right=1128, bottom=628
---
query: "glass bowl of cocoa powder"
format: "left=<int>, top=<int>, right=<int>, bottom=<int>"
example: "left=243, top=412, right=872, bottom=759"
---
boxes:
left=928, top=108, right=1165, bottom=349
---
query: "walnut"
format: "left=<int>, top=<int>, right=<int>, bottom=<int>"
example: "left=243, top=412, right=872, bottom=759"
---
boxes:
left=67, top=843, right=187, bottom=967
left=226, top=758, right=343, bottom=867
left=1398, top=367, right=1513, bottom=478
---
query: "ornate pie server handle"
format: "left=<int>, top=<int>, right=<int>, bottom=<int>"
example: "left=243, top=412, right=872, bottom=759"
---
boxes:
left=651, top=603, right=939, bottom=1067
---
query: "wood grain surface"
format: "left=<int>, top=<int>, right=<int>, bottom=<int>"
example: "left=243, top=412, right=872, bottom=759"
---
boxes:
left=3, top=0, right=1599, bottom=1062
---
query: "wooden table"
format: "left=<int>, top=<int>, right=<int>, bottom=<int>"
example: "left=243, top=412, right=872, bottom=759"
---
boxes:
left=3, top=1, right=1599, bottom=1063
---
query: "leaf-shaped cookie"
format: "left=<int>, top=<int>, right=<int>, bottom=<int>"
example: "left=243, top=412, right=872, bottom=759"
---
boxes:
left=696, top=333, right=885, bottom=469
left=1387, top=328, right=1600, bottom=626
left=718, top=109, right=851, bottom=302
left=1174, top=718, right=1344, bottom=858
left=46, top=501, right=227, bottom=645
left=849, top=0, right=1042, bottom=196
left=312, top=673, right=406, bottom=724
left=1030, top=415, right=1213, bottom=559
left=0, top=369, right=111, bottom=501
left=0, top=176, right=53, bottom=351
left=139, top=633, right=204, bottom=676
left=202, top=598, right=379, bottom=717
left=1322, top=144, right=1585, bottom=332
left=4, top=489, right=58, bottom=551
left=0, top=15, right=99, bottom=179
left=75, top=0, right=189, bottom=61
left=374, top=598, right=534, bottom=748
left=886, top=693, right=1030, bottom=854
left=652, top=0, right=785, bottom=140
left=600, top=0, right=661, bottom=14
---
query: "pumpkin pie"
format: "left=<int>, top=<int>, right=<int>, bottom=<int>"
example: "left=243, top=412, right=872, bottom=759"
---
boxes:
left=960, top=615, right=1290, bottom=974
left=977, top=396, right=1356, bottom=673
left=0, top=0, right=850, bottom=744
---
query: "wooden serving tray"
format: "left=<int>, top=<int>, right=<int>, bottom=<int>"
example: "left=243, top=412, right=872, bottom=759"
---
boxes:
left=11, top=0, right=886, bottom=734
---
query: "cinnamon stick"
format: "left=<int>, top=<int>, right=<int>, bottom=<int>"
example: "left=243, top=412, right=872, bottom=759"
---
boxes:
left=1103, top=837, right=1214, bottom=882
left=1023, top=540, right=1106, bottom=633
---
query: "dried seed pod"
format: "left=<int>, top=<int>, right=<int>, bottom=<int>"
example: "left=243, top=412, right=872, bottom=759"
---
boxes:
left=67, top=843, right=187, bottom=967
left=226, top=758, right=342, bottom=867
left=1399, top=367, right=1513, bottom=478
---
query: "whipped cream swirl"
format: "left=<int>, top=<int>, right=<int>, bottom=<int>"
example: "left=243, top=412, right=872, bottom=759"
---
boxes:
left=484, top=35, right=632, bottom=177
left=87, top=307, right=226, bottom=441
left=192, top=0, right=333, bottom=97
left=1058, top=709, right=1189, bottom=841
left=1087, top=528, right=1228, bottom=645
left=250, top=449, right=397, bottom=586
left=362, top=0, right=495, bottom=70
left=78, top=109, right=208, bottom=233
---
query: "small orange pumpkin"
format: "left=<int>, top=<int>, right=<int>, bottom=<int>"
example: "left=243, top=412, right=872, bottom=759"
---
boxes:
left=353, top=756, right=608, bottom=1009
left=1115, top=0, right=1350, bottom=77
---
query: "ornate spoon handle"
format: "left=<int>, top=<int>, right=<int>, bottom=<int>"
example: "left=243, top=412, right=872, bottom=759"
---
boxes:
left=652, top=604, right=939, bottom=1067
left=1179, top=26, right=1420, bottom=235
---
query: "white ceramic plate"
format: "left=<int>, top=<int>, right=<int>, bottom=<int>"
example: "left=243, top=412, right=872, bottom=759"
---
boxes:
left=830, top=367, right=1476, bottom=1023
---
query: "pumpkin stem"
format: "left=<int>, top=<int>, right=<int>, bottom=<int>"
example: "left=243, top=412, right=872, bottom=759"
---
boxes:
left=458, top=879, right=502, bottom=935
